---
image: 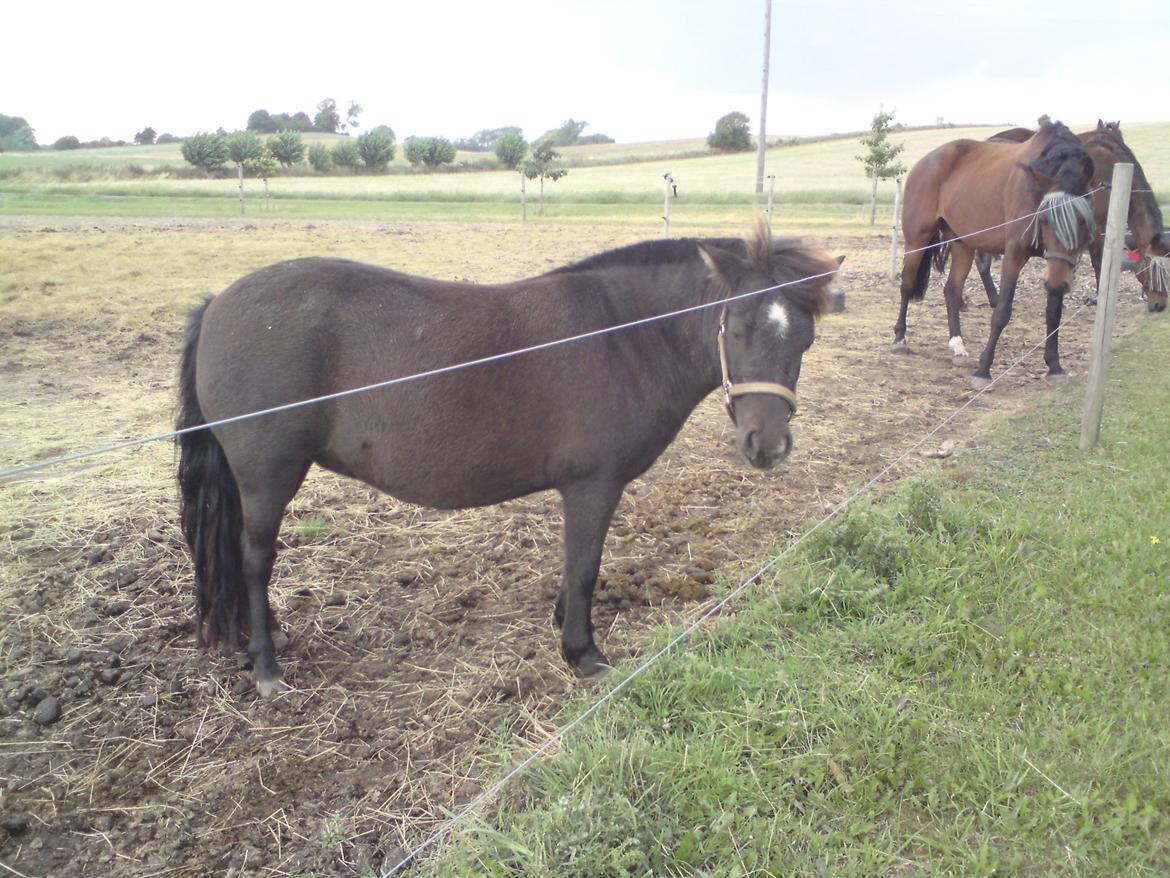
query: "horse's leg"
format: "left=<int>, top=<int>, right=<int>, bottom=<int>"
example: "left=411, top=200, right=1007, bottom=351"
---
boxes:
left=973, top=251, right=1025, bottom=389
left=942, top=243, right=975, bottom=359
left=237, top=461, right=309, bottom=696
left=1041, top=258, right=1076, bottom=383
left=1042, top=283, right=1069, bottom=382
left=1086, top=238, right=1103, bottom=305
left=557, top=479, right=625, bottom=677
left=975, top=251, right=999, bottom=307
left=892, top=286, right=913, bottom=354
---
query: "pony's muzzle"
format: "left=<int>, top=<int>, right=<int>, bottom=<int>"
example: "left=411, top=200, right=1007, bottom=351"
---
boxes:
left=738, top=424, right=792, bottom=470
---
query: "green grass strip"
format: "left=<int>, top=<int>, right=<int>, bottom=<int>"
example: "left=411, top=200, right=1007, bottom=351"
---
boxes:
left=427, top=317, right=1170, bottom=877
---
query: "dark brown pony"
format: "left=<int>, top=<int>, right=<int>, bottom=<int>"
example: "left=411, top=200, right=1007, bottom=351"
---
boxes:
left=894, top=118, right=1096, bottom=388
left=971, top=121, right=1168, bottom=312
left=177, top=228, right=839, bottom=695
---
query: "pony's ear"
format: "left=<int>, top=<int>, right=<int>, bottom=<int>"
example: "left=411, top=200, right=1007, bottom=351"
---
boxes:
left=1097, top=119, right=1106, bottom=130
left=835, top=255, right=846, bottom=267
left=697, top=243, right=750, bottom=287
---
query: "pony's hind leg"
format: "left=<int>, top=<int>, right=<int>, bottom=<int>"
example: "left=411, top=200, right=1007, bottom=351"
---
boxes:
left=942, top=244, right=976, bottom=359
left=237, top=460, right=310, bottom=696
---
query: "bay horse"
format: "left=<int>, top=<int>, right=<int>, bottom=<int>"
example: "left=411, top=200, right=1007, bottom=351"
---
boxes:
left=894, top=118, right=1096, bottom=388
left=177, top=227, right=840, bottom=695
left=970, top=121, right=1169, bottom=312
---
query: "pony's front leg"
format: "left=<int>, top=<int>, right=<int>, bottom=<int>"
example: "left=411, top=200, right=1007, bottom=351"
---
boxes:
left=973, top=253, right=1024, bottom=389
left=557, top=479, right=625, bottom=677
left=1042, top=266, right=1074, bottom=383
left=974, top=250, right=999, bottom=307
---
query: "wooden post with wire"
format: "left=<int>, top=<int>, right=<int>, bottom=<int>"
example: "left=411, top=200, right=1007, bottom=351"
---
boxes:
left=663, top=172, right=675, bottom=237
left=888, top=176, right=903, bottom=282
left=1079, top=162, right=1133, bottom=450
left=765, top=175, right=775, bottom=233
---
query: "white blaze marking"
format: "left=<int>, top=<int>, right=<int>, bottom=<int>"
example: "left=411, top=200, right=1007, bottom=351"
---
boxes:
left=768, top=301, right=791, bottom=338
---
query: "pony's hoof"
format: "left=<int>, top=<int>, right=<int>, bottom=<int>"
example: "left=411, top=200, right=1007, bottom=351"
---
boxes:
left=890, top=340, right=911, bottom=355
left=255, top=677, right=291, bottom=698
left=571, top=648, right=612, bottom=679
left=970, top=375, right=993, bottom=391
left=1045, top=371, right=1069, bottom=386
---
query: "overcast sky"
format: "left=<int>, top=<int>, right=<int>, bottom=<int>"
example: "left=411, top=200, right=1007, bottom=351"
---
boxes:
left=5, top=0, right=1168, bottom=146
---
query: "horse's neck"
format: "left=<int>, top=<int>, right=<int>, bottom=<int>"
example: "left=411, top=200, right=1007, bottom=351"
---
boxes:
left=633, top=269, right=726, bottom=402
left=1086, top=138, right=1164, bottom=248
left=1127, top=184, right=1166, bottom=250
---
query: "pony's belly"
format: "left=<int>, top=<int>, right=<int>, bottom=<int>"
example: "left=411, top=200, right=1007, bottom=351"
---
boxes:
left=313, top=441, right=552, bottom=511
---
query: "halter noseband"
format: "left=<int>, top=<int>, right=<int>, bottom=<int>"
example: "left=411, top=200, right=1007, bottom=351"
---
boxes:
left=717, top=305, right=797, bottom=424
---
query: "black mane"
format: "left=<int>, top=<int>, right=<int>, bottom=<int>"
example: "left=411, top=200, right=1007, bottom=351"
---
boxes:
left=549, top=231, right=835, bottom=317
left=1032, top=118, right=1094, bottom=195
left=548, top=238, right=739, bottom=275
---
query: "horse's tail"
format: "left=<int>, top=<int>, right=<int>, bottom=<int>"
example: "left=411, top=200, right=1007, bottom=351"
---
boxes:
left=909, top=226, right=945, bottom=300
left=932, top=235, right=950, bottom=273
left=177, top=297, right=246, bottom=649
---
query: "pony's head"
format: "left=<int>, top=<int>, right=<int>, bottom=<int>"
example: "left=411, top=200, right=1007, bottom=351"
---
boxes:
left=700, top=225, right=840, bottom=469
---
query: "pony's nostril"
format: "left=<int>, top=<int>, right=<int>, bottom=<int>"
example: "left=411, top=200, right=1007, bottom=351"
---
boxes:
left=743, top=429, right=761, bottom=459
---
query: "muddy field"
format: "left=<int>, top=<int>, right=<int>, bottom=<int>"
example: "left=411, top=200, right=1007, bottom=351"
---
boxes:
left=0, top=217, right=1156, bottom=876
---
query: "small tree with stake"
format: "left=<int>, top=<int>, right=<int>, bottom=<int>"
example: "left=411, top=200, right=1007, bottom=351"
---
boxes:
left=857, top=108, right=906, bottom=225
left=227, top=131, right=263, bottom=214
left=245, top=146, right=279, bottom=211
left=522, top=138, right=568, bottom=216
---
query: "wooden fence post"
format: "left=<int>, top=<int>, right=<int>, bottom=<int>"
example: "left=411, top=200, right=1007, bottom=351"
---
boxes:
left=520, top=171, right=527, bottom=221
left=1079, top=162, right=1134, bottom=450
left=888, top=176, right=903, bottom=282
left=663, top=173, right=675, bottom=237
left=765, top=175, right=776, bottom=234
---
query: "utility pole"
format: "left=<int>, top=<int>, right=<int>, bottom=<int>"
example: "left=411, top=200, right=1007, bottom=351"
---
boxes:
left=755, top=0, right=772, bottom=194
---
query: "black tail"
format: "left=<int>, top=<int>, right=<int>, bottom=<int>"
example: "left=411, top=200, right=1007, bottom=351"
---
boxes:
left=177, top=297, right=246, bottom=649
left=909, top=226, right=946, bottom=301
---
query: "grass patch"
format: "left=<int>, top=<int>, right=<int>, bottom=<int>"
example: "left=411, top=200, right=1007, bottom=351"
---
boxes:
left=427, top=318, right=1170, bottom=876
left=8, top=123, right=1163, bottom=224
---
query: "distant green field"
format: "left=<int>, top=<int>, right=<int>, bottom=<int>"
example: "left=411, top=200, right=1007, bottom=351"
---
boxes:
left=2, top=123, right=1166, bottom=226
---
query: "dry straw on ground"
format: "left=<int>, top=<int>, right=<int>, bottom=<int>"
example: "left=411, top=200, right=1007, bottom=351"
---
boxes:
left=0, top=218, right=1152, bottom=876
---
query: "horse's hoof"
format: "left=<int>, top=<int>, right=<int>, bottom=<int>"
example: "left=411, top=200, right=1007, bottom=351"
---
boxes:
left=890, top=340, right=911, bottom=355
left=970, top=375, right=993, bottom=391
left=571, top=648, right=612, bottom=679
left=1045, top=372, right=1069, bottom=386
left=255, top=677, right=291, bottom=698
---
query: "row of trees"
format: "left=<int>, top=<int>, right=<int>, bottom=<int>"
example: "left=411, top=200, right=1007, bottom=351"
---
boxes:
left=177, top=124, right=573, bottom=179
left=246, top=98, right=362, bottom=134
left=181, top=128, right=398, bottom=174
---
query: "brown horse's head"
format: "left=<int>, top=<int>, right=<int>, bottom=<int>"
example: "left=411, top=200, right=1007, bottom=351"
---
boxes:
left=700, top=227, right=839, bottom=469
left=1138, top=247, right=1170, bottom=312
left=1022, top=119, right=1097, bottom=294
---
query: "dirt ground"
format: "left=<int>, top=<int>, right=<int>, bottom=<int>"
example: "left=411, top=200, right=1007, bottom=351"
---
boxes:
left=0, top=216, right=1156, bottom=877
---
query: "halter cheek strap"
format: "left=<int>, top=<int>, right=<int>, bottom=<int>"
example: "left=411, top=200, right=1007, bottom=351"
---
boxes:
left=718, top=305, right=798, bottom=424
